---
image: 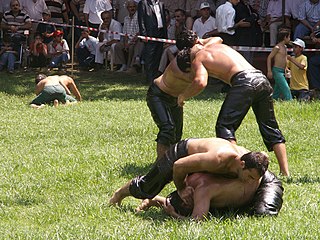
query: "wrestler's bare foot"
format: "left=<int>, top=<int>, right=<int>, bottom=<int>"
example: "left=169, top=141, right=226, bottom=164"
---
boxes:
left=30, top=104, right=46, bottom=109
left=53, top=99, right=59, bottom=107
left=109, top=182, right=131, bottom=206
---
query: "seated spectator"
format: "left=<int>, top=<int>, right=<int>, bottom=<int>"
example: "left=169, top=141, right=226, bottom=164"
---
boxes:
left=47, top=29, right=70, bottom=70
left=192, top=2, right=217, bottom=39
left=29, top=32, right=48, bottom=69
left=75, top=28, right=98, bottom=70
left=114, top=0, right=144, bottom=73
left=287, top=38, right=309, bottom=101
left=95, top=10, right=122, bottom=70
left=0, top=35, right=18, bottom=74
left=83, top=0, right=112, bottom=38
left=1, top=0, right=32, bottom=40
left=36, top=9, right=56, bottom=44
left=284, top=0, right=300, bottom=30
left=294, top=0, right=320, bottom=40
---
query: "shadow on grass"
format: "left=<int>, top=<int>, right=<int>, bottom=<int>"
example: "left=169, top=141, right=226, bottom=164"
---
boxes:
left=120, top=162, right=154, bottom=179
left=0, top=70, right=225, bottom=102
left=286, top=175, right=320, bottom=184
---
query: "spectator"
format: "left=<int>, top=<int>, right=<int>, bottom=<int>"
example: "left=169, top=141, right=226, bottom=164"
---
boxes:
left=192, top=2, right=217, bottom=39
left=0, top=35, right=18, bottom=74
left=1, top=0, right=32, bottom=38
left=138, top=0, right=167, bottom=84
left=29, top=32, right=48, bottom=69
left=75, top=28, right=97, bottom=70
left=158, top=9, right=193, bottom=73
left=20, top=0, right=48, bottom=38
left=162, top=0, right=186, bottom=18
left=36, top=9, right=56, bottom=44
left=0, top=0, right=11, bottom=20
left=287, top=38, right=309, bottom=101
left=95, top=10, right=122, bottom=69
left=307, top=36, right=320, bottom=93
left=234, top=0, right=260, bottom=62
left=113, top=0, right=144, bottom=72
left=267, top=29, right=292, bottom=100
left=70, top=0, right=87, bottom=41
left=44, top=0, right=69, bottom=25
left=114, top=0, right=127, bottom=24
left=294, top=0, right=320, bottom=40
left=215, top=0, right=239, bottom=45
left=47, top=29, right=70, bottom=70
left=83, top=0, right=112, bottom=38
left=284, top=0, right=300, bottom=30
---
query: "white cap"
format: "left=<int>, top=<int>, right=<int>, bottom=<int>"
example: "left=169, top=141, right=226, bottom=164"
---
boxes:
left=292, top=38, right=305, bottom=48
left=200, top=2, right=210, bottom=10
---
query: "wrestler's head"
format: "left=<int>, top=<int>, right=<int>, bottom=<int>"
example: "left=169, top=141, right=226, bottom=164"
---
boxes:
left=177, top=48, right=191, bottom=73
left=176, top=30, right=198, bottom=50
left=35, top=74, right=47, bottom=84
left=166, top=191, right=193, bottom=217
left=241, top=151, right=269, bottom=177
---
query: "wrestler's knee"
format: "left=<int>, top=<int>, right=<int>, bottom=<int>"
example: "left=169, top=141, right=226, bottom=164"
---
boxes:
left=215, top=124, right=236, bottom=140
left=157, top=124, right=177, bottom=146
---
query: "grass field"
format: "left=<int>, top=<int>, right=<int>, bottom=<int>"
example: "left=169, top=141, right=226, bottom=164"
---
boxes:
left=0, top=70, right=319, bottom=239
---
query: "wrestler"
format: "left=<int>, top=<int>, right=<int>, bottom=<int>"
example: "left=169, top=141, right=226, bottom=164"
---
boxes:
left=30, top=74, right=82, bottom=108
left=137, top=169, right=283, bottom=220
left=109, top=138, right=277, bottom=212
left=175, top=30, right=289, bottom=176
left=146, top=34, right=223, bottom=161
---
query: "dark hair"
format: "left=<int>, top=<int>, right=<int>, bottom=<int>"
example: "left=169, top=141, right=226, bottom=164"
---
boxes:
left=176, top=30, right=198, bottom=50
left=35, top=74, right=47, bottom=84
left=175, top=8, right=186, bottom=16
left=166, top=191, right=193, bottom=217
left=241, top=152, right=269, bottom=176
left=176, top=48, right=191, bottom=72
left=277, top=29, right=290, bottom=43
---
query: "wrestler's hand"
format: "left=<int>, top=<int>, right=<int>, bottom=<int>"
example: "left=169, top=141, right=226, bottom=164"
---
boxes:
left=267, top=71, right=273, bottom=80
left=177, top=95, right=185, bottom=107
left=163, top=199, right=187, bottom=219
left=178, top=186, right=194, bottom=208
left=136, top=199, right=152, bottom=212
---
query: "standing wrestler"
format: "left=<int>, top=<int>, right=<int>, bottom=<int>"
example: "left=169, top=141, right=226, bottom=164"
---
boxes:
left=176, top=30, right=289, bottom=176
left=146, top=33, right=222, bottom=161
left=109, top=138, right=271, bottom=207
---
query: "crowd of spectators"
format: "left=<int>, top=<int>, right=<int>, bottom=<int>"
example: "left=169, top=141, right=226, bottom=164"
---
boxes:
left=0, top=0, right=320, bottom=96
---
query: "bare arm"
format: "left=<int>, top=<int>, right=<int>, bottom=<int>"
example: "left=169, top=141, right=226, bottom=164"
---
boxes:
left=59, top=80, right=71, bottom=95
left=191, top=188, right=211, bottom=220
left=35, top=82, right=45, bottom=95
left=68, top=80, right=82, bottom=101
left=267, top=46, right=279, bottom=79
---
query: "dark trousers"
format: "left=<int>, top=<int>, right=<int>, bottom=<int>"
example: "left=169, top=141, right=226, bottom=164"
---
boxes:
left=143, top=41, right=163, bottom=84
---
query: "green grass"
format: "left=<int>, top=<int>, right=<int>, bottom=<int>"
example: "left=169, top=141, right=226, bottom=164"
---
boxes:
left=0, top=70, right=319, bottom=239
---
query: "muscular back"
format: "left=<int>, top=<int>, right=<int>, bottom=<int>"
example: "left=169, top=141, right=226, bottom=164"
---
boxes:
left=192, top=43, right=255, bottom=85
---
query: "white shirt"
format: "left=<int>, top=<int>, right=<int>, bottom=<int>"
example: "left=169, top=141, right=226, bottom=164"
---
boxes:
left=83, top=0, right=112, bottom=24
left=20, top=0, right=48, bottom=20
left=99, top=19, right=122, bottom=42
left=153, top=1, right=163, bottom=28
left=216, top=1, right=236, bottom=35
left=192, top=15, right=216, bottom=38
left=79, top=35, right=98, bottom=55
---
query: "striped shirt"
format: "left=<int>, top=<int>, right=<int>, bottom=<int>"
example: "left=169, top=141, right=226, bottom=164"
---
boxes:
left=1, top=10, right=31, bottom=34
left=123, top=12, right=139, bottom=43
left=45, top=0, right=67, bottom=23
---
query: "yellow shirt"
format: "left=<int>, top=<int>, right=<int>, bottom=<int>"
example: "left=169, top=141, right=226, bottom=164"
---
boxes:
left=287, top=54, right=308, bottom=90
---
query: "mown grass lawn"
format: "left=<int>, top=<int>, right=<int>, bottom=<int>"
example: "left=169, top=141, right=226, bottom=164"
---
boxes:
left=0, top=70, right=319, bottom=239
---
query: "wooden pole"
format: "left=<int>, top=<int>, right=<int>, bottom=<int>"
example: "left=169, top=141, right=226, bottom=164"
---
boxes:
left=71, top=16, right=75, bottom=77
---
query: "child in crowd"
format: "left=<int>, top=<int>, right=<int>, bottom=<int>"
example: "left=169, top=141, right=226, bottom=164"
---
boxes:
left=0, top=36, right=18, bottom=74
left=48, top=30, right=70, bottom=70
left=287, top=38, right=309, bottom=101
left=36, top=9, right=56, bottom=44
left=29, top=33, right=48, bottom=69
left=267, top=29, right=292, bottom=100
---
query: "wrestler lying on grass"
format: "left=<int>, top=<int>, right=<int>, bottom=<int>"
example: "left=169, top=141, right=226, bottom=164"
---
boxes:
left=109, top=138, right=284, bottom=219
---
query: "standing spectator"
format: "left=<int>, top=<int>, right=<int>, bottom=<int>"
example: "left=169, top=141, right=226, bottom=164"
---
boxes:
left=29, top=32, right=49, bottom=69
left=307, top=36, right=320, bottom=92
left=70, top=0, right=87, bottom=41
left=192, top=2, right=216, bottom=39
left=114, top=0, right=127, bottom=24
left=287, top=38, right=309, bottom=101
left=215, top=0, right=239, bottom=45
left=83, top=0, right=112, bottom=38
left=293, top=0, right=320, bottom=40
left=114, top=0, right=144, bottom=72
left=95, top=10, right=122, bottom=68
left=138, top=0, right=167, bottom=84
left=234, top=0, right=260, bottom=62
left=44, top=0, right=69, bottom=24
left=36, top=9, right=56, bottom=44
left=20, top=0, right=48, bottom=37
left=75, top=28, right=98, bottom=70
left=0, top=0, right=11, bottom=20
left=47, top=29, right=70, bottom=70
left=1, top=0, right=32, bottom=37
left=267, top=29, right=292, bottom=100
left=0, top=35, right=18, bottom=73
left=162, top=0, right=186, bottom=18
